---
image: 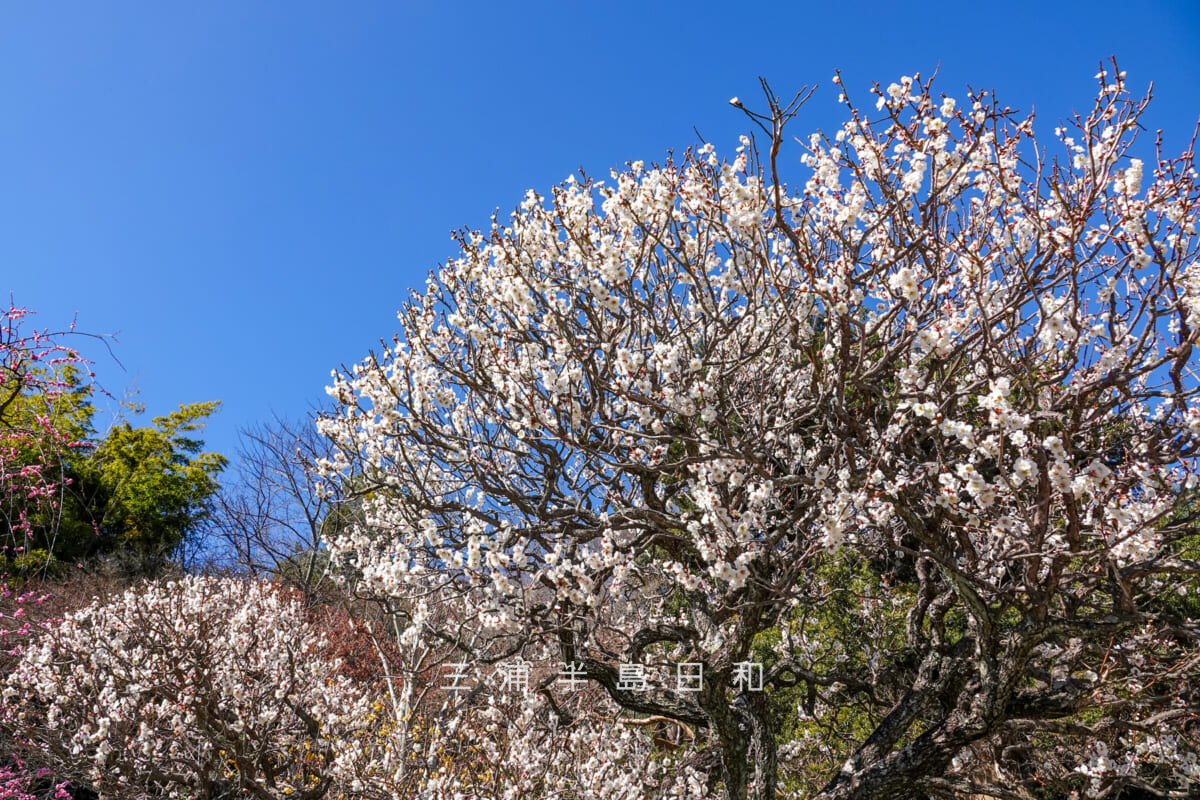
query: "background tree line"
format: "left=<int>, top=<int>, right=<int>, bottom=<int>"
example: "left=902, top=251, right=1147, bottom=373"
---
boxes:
left=1, top=357, right=225, bottom=577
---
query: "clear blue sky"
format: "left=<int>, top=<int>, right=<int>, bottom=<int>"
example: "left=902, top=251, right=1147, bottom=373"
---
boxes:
left=2, top=0, right=1198, bottom=470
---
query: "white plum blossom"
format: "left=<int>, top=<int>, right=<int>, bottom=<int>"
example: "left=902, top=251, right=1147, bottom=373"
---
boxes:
left=2, top=576, right=373, bottom=800
left=319, top=66, right=1200, bottom=800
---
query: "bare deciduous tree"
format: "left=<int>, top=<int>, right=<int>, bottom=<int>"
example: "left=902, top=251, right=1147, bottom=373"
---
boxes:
left=211, top=415, right=345, bottom=598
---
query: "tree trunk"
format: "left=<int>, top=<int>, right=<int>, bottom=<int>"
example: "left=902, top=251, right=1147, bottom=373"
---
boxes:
left=748, top=691, right=777, bottom=800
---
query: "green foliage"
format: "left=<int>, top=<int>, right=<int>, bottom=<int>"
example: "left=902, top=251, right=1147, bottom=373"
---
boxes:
left=1157, top=490, right=1200, bottom=618
left=2, top=376, right=226, bottom=575
left=0, top=364, right=96, bottom=472
left=768, top=554, right=916, bottom=796
left=1, top=364, right=96, bottom=571
left=74, top=401, right=227, bottom=561
left=7, top=547, right=59, bottom=577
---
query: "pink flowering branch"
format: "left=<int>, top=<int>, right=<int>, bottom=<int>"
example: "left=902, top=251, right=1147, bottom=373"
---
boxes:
left=0, top=302, right=114, bottom=560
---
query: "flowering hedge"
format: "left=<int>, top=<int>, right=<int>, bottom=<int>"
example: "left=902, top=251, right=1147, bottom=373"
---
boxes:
left=2, top=575, right=373, bottom=800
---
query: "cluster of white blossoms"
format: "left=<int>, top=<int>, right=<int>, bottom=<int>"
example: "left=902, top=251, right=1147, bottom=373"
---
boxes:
left=1074, top=728, right=1200, bottom=799
left=336, top=689, right=712, bottom=800
left=3, top=576, right=374, bottom=799
left=317, top=67, right=1200, bottom=800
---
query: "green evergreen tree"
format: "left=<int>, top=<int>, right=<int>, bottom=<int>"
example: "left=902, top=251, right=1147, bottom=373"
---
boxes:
left=2, top=378, right=226, bottom=576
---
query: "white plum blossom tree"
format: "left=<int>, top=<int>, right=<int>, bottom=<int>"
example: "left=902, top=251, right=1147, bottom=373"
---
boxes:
left=2, top=575, right=374, bottom=800
left=319, top=65, right=1200, bottom=800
